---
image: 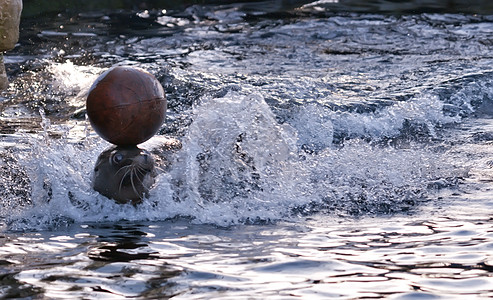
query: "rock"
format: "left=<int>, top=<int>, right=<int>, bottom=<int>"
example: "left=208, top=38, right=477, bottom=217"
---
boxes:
left=0, top=54, right=7, bottom=90
left=0, top=0, right=23, bottom=89
left=0, top=0, right=22, bottom=51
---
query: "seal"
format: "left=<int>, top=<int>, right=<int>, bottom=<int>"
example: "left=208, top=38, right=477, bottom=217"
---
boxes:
left=92, top=145, right=156, bottom=205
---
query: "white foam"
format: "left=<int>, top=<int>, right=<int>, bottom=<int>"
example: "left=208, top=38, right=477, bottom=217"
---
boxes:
left=329, top=93, right=460, bottom=140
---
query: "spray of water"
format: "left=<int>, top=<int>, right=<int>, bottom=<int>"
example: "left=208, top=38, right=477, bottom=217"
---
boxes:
left=1, top=62, right=469, bottom=230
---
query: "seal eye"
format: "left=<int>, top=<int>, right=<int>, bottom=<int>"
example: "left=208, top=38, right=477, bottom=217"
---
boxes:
left=112, top=153, right=124, bottom=164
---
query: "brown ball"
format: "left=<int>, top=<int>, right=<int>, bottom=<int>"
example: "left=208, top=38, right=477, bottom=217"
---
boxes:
left=86, top=66, right=167, bottom=146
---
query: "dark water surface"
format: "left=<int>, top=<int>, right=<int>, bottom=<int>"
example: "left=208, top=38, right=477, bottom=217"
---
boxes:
left=2, top=0, right=493, bottom=298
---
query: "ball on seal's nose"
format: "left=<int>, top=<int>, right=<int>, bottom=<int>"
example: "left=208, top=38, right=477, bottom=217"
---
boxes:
left=86, top=66, right=167, bottom=146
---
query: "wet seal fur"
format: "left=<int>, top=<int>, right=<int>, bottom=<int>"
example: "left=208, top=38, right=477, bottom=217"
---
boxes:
left=92, top=145, right=156, bottom=205
left=92, top=137, right=182, bottom=205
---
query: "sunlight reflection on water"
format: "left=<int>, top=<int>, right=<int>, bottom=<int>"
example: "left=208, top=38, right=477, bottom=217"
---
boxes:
left=1, top=1, right=493, bottom=299
left=3, top=214, right=492, bottom=299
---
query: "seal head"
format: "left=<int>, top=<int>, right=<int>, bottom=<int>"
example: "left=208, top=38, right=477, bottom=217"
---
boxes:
left=92, top=145, right=155, bottom=205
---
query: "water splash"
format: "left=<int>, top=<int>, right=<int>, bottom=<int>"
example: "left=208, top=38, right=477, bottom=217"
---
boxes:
left=329, top=93, right=459, bottom=141
left=160, top=92, right=464, bottom=223
left=1, top=88, right=468, bottom=230
left=167, top=92, right=306, bottom=224
left=46, top=60, right=103, bottom=107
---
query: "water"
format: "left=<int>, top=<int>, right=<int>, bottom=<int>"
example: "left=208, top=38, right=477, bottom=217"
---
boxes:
left=1, top=0, right=493, bottom=298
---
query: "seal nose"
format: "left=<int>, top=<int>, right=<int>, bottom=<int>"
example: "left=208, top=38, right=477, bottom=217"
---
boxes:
left=135, top=151, right=154, bottom=169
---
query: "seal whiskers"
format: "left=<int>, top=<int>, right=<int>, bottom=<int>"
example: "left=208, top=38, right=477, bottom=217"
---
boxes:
left=91, top=138, right=182, bottom=205
left=117, top=163, right=148, bottom=199
left=92, top=145, right=156, bottom=205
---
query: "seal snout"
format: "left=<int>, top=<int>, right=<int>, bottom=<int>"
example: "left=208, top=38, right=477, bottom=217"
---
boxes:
left=131, top=151, right=154, bottom=170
